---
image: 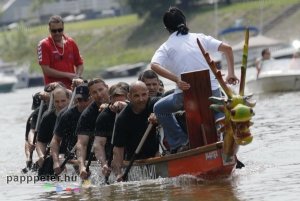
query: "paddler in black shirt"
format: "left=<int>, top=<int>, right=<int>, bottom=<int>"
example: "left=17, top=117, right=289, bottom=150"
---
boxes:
left=50, top=83, right=92, bottom=175
left=76, top=78, right=110, bottom=179
left=94, top=83, right=129, bottom=177
left=111, top=81, right=160, bottom=181
left=35, top=87, right=70, bottom=167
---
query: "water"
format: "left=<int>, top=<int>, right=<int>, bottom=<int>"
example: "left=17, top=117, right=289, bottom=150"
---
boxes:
left=1, top=74, right=300, bottom=201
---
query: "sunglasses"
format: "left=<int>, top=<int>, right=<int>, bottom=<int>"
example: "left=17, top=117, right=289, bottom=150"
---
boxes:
left=50, top=28, right=64, bottom=33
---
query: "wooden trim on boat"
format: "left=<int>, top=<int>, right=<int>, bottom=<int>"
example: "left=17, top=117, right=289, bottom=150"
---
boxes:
left=125, top=141, right=223, bottom=166
left=181, top=70, right=218, bottom=148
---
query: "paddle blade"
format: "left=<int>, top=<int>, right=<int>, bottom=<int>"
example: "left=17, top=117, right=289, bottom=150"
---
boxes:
left=38, top=156, right=54, bottom=177
left=21, top=167, right=29, bottom=174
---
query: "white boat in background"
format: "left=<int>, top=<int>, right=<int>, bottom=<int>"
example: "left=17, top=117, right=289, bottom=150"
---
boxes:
left=0, top=73, right=17, bottom=93
left=0, top=61, right=44, bottom=89
left=247, top=58, right=300, bottom=93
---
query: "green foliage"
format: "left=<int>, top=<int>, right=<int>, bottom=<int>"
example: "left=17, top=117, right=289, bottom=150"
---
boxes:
left=0, top=22, right=33, bottom=63
left=1, top=0, right=299, bottom=75
left=127, top=0, right=176, bottom=18
left=30, top=0, right=55, bottom=12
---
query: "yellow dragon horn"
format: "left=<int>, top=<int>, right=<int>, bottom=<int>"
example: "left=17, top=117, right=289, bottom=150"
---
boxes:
left=239, top=28, right=249, bottom=96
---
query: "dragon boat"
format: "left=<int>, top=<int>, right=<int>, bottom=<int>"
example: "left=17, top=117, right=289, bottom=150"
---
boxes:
left=52, top=28, right=254, bottom=183
left=116, top=28, right=256, bottom=182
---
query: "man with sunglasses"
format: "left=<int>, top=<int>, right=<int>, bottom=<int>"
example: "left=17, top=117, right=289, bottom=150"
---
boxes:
left=50, top=83, right=92, bottom=175
left=37, top=15, right=84, bottom=89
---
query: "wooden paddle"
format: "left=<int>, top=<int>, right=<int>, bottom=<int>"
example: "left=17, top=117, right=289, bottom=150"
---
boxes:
left=121, top=123, right=153, bottom=182
left=59, top=145, right=77, bottom=170
left=80, top=143, right=94, bottom=186
left=68, top=87, right=77, bottom=109
left=37, top=146, right=52, bottom=176
left=22, top=100, right=45, bottom=173
left=47, top=92, right=53, bottom=112
left=86, top=145, right=94, bottom=173
left=104, top=112, right=119, bottom=184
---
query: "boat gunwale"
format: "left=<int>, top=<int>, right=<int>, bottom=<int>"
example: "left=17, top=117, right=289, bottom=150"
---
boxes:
left=124, top=141, right=224, bottom=166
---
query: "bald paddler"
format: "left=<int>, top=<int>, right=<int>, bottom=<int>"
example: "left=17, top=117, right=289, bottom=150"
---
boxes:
left=111, top=81, right=159, bottom=181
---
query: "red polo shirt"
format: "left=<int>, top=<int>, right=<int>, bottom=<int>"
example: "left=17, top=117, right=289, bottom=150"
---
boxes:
left=37, top=35, right=83, bottom=89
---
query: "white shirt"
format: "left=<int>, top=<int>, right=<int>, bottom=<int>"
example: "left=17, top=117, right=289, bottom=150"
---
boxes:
left=151, top=32, right=222, bottom=91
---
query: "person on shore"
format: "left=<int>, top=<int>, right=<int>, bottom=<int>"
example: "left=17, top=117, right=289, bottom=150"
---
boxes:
left=150, top=7, right=239, bottom=154
left=37, top=15, right=84, bottom=89
left=255, top=48, right=272, bottom=78
left=76, top=78, right=110, bottom=179
left=93, top=83, right=129, bottom=177
left=35, top=87, right=70, bottom=167
left=289, top=50, right=300, bottom=68
left=50, top=83, right=91, bottom=175
left=138, top=69, right=162, bottom=97
left=111, top=81, right=159, bottom=181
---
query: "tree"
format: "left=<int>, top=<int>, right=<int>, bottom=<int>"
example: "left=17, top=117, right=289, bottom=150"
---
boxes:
left=30, top=0, right=55, bottom=12
left=179, top=0, right=199, bottom=9
left=127, top=0, right=176, bottom=18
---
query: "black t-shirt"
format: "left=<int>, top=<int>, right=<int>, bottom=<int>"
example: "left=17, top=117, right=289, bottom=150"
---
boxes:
left=95, top=106, right=116, bottom=159
left=95, top=106, right=116, bottom=138
left=113, top=97, right=160, bottom=160
left=54, top=106, right=81, bottom=153
left=76, top=101, right=100, bottom=136
left=37, top=109, right=57, bottom=144
left=76, top=101, right=101, bottom=160
left=25, top=111, right=34, bottom=140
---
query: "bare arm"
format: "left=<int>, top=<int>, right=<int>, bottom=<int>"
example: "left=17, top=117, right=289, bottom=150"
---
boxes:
left=151, top=63, right=190, bottom=90
left=41, top=65, right=76, bottom=80
left=218, top=42, right=239, bottom=84
left=36, top=141, right=47, bottom=158
left=50, top=134, right=62, bottom=170
left=27, top=129, right=35, bottom=145
left=93, top=136, right=107, bottom=167
left=36, top=141, right=47, bottom=167
left=75, top=64, right=84, bottom=77
left=255, top=59, right=261, bottom=78
left=112, top=146, right=124, bottom=177
left=76, top=134, right=89, bottom=170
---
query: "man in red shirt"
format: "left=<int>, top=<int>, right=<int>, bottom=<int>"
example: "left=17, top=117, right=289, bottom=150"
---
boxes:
left=37, top=15, right=84, bottom=89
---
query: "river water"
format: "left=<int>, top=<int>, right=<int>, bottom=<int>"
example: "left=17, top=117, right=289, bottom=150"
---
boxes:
left=0, top=73, right=300, bottom=201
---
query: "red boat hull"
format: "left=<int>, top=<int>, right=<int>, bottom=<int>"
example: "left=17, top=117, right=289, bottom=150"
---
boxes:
left=126, top=142, right=236, bottom=181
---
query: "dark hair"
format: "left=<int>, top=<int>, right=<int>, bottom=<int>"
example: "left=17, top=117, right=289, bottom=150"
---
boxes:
left=261, top=48, right=270, bottom=57
left=116, top=81, right=130, bottom=92
left=87, top=78, right=107, bottom=88
left=163, top=7, right=189, bottom=35
left=44, top=81, right=65, bottom=92
left=32, top=92, right=41, bottom=110
left=48, top=15, right=64, bottom=26
left=138, top=70, right=159, bottom=82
